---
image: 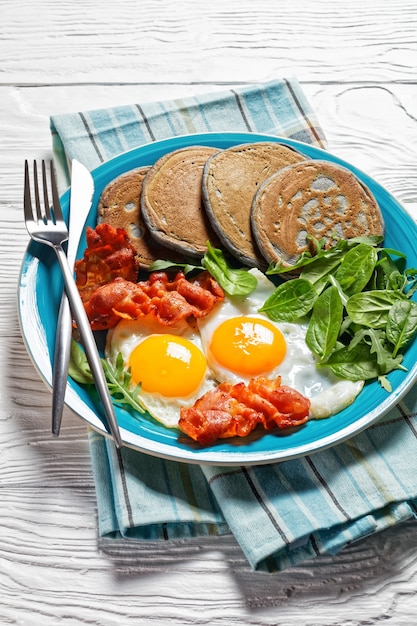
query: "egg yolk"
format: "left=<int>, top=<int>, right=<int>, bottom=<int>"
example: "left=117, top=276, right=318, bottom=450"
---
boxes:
left=128, top=334, right=207, bottom=398
left=209, top=316, right=286, bottom=376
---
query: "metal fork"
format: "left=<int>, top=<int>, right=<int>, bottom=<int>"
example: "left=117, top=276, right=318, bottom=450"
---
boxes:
left=23, top=159, right=122, bottom=448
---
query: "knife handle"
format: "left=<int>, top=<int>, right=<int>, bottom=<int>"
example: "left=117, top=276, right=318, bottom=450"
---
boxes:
left=52, top=291, right=72, bottom=436
left=54, top=244, right=122, bottom=448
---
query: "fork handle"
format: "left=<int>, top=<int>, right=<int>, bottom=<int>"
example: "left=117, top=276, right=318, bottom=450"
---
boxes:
left=53, top=242, right=123, bottom=448
left=52, top=292, right=72, bottom=436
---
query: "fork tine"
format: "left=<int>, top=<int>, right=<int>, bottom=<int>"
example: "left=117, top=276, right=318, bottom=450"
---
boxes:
left=41, top=160, right=52, bottom=222
left=49, top=160, right=65, bottom=224
left=32, top=160, right=44, bottom=223
left=23, top=160, right=34, bottom=223
left=22, top=157, right=121, bottom=447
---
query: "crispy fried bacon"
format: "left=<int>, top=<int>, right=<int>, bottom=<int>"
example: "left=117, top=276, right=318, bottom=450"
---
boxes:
left=83, top=271, right=224, bottom=329
left=75, top=224, right=139, bottom=303
left=178, top=377, right=310, bottom=445
left=74, top=225, right=224, bottom=330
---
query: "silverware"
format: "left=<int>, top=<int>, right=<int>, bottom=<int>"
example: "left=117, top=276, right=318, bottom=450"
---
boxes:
left=52, top=159, right=94, bottom=436
left=23, top=159, right=123, bottom=449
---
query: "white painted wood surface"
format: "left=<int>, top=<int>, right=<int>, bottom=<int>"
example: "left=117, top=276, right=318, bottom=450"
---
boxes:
left=2, top=0, right=417, bottom=623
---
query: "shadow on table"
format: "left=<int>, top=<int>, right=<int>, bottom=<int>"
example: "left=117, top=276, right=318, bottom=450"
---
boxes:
left=98, top=519, right=417, bottom=609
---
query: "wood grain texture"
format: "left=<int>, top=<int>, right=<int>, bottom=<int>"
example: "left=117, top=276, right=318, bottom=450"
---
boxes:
left=2, top=0, right=417, bottom=623
left=1, top=0, right=417, bottom=84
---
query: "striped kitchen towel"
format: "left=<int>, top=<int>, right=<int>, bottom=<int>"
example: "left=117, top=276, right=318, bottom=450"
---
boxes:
left=50, top=78, right=417, bottom=572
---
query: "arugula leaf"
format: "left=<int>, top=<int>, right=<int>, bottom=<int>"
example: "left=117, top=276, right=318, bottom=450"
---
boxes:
left=378, top=375, right=393, bottom=392
left=372, top=250, right=401, bottom=290
left=201, top=242, right=258, bottom=296
left=350, top=327, right=405, bottom=374
left=259, top=235, right=417, bottom=390
left=404, top=268, right=417, bottom=298
left=327, top=274, right=349, bottom=306
left=68, top=341, right=146, bottom=414
left=379, top=246, right=407, bottom=259
left=101, top=353, right=146, bottom=414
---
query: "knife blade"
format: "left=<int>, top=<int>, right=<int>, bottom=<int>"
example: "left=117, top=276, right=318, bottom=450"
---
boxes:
left=52, top=159, right=94, bottom=436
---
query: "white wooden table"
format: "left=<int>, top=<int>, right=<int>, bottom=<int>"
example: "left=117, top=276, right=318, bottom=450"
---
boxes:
left=2, top=1, right=417, bottom=623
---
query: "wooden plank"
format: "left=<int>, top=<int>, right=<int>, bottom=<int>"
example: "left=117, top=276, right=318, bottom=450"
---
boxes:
left=2, top=0, right=417, bottom=621
left=0, top=487, right=417, bottom=624
left=1, top=0, right=416, bottom=84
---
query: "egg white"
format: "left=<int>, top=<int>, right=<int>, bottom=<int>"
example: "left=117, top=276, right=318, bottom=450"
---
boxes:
left=197, top=268, right=364, bottom=419
left=106, top=269, right=364, bottom=429
left=105, top=316, right=217, bottom=428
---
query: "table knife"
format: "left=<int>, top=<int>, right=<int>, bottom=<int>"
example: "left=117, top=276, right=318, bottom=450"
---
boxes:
left=52, top=159, right=94, bottom=436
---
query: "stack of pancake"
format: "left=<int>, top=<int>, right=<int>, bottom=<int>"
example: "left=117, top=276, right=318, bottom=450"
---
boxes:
left=98, top=141, right=384, bottom=273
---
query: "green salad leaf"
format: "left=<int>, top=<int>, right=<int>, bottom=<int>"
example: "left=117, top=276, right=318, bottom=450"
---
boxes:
left=148, top=259, right=203, bottom=275
left=386, top=299, right=417, bottom=357
left=68, top=340, right=94, bottom=384
left=149, top=241, right=258, bottom=297
left=259, top=278, right=317, bottom=321
left=201, top=242, right=258, bottom=296
left=69, top=341, right=146, bottom=414
left=305, top=286, right=343, bottom=359
left=71, top=234, right=417, bottom=402
left=101, top=353, right=146, bottom=414
left=260, top=238, right=417, bottom=388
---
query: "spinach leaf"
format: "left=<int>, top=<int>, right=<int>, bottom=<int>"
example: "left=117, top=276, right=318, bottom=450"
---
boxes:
left=306, top=285, right=343, bottom=359
left=345, top=290, right=405, bottom=328
left=300, top=254, right=343, bottom=294
left=328, top=274, right=349, bottom=306
left=259, top=278, right=317, bottom=322
left=266, top=234, right=382, bottom=275
left=404, top=268, right=417, bottom=298
left=202, top=242, right=258, bottom=296
left=148, top=259, right=203, bottom=274
left=68, top=340, right=94, bottom=384
left=149, top=243, right=258, bottom=296
left=347, top=235, right=384, bottom=247
left=386, top=299, right=417, bottom=356
left=324, top=342, right=381, bottom=381
left=334, top=243, right=377, bottom=295
left=266, top=237, right=342, bottom=275
left=372, top=253, right=396, bottom=290
left=260, top=235, right=416, bottom=391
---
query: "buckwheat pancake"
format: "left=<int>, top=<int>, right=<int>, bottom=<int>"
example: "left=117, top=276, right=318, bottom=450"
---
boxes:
left=251, top=159, right=385, bottom=270
left=97, top=166, right=182, bottom=268
left=140, top=146, right=221, bottom=257
left=202, top=142, right=306, bottom=268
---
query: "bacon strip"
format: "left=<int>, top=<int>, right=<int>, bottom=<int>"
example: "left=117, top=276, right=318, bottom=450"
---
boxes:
left=75, top=224, right=139, bottom=303
left=178, top=377, right=310, bottom=445
left=75, top=225, right=224, bottom=330
left=82, top=270, right=224, bottom=330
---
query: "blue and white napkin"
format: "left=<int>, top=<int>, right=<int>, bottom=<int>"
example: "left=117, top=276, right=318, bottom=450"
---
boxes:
left=50, top=78, right=417, bottom=572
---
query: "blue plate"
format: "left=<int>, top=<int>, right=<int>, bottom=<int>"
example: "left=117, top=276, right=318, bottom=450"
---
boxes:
left=17, top=132, right=417, bottom=465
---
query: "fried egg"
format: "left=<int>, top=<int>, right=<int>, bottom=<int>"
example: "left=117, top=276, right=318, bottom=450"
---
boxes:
left=197, top=269, right=364, bottom=418
left=106, top=316, right=217, bottom=427
left=106, top=269, right=363, bottom=429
